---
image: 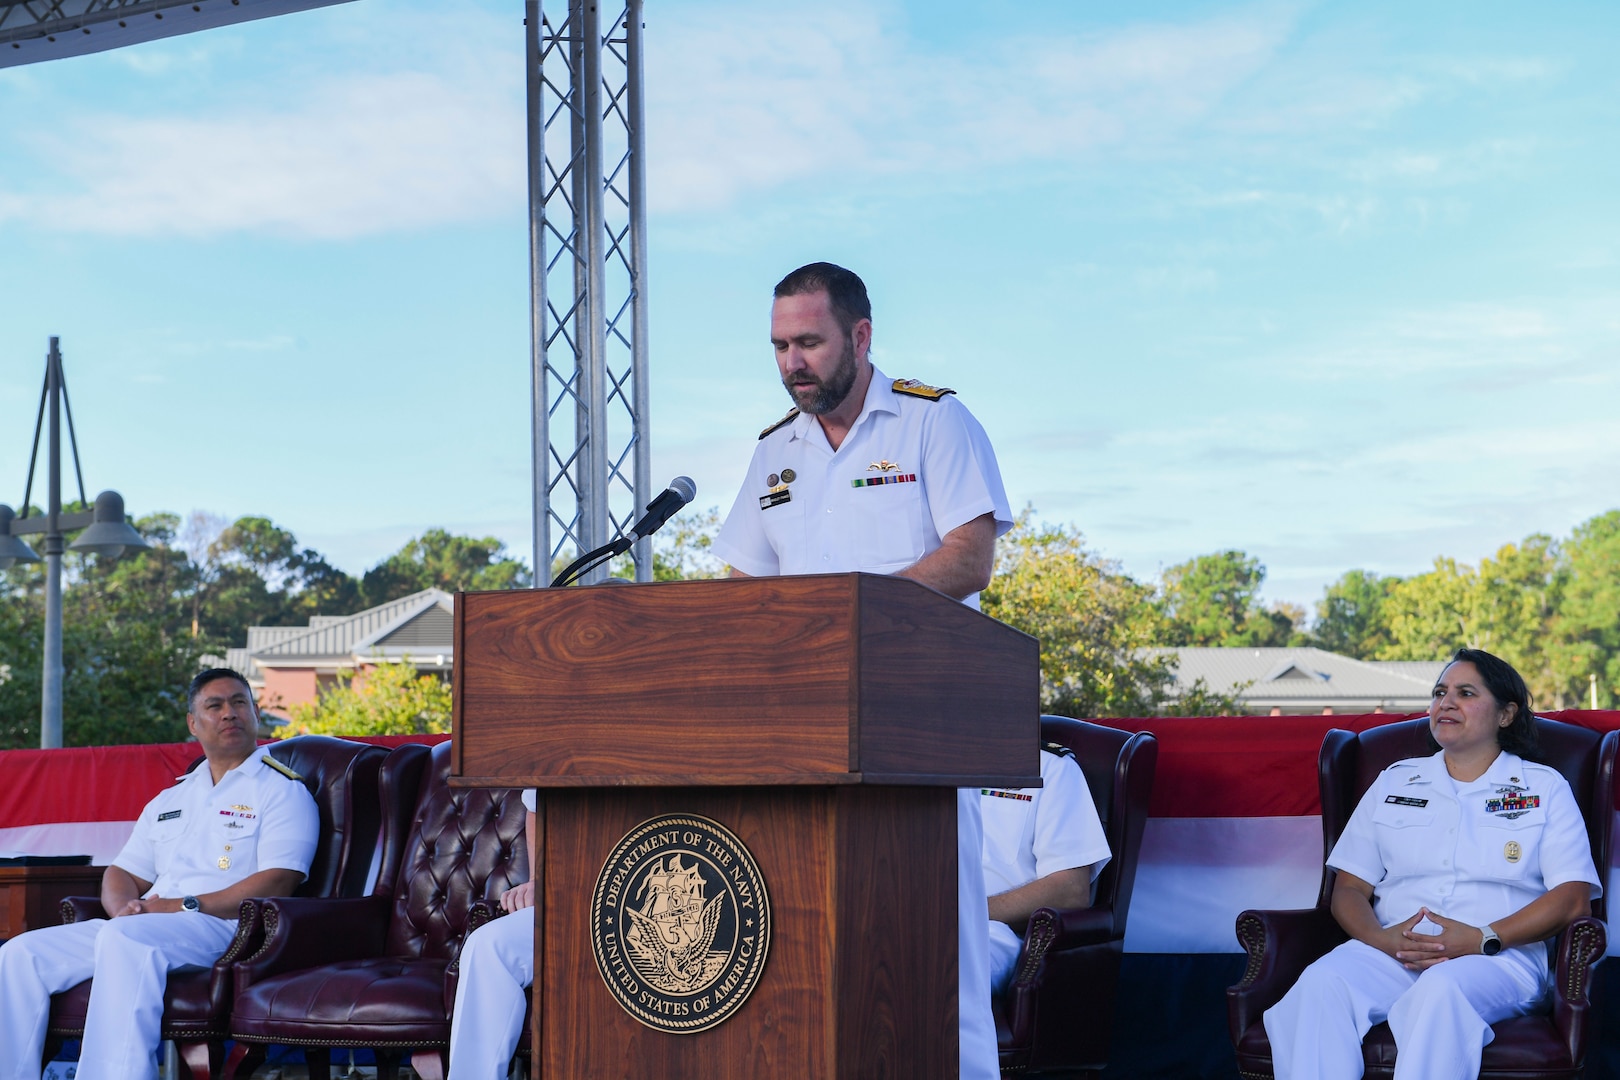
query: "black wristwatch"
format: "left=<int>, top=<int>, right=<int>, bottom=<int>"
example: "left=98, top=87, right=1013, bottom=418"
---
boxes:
left=1480, top=924, right=1502, bottom=956
left=181, top=895, right=201, bottom=914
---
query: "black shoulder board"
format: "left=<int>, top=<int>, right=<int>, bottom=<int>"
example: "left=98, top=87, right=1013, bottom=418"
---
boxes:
left=1041, top=741, right=1076, bottom=760
left=759, top=408, right=799, bottom=439
left=264, top=756, right=303, bottom=782
left=891, top=378, right=955, bottom=401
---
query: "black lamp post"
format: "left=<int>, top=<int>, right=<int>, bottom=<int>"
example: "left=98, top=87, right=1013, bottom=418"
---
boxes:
left=0, top=337, right=149, bottom=748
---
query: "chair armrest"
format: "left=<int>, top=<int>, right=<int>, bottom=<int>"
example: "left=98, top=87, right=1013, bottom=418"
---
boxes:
left=1039, top=905, right=1115, bottom=951
left=1227, top=907, right=1345, bottom=1044
left=1007, top=905, right=1115, bottom=991
left=1550, top=915, right=1607, bottom=1063
left=466, top=899, right=505, bottom=937
left=61, top=896, right=107, bottom=923
left=445, top=901, right=509, bottom=1014
left=233, top=895, right=392, bottom=994
left=205, top=901, right=266, bottom=1014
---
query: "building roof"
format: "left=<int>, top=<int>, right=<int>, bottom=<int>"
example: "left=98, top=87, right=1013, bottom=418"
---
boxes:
left=1157, top=647, right=1445, bottom=712
left=249, top=588, right=456, bottom=666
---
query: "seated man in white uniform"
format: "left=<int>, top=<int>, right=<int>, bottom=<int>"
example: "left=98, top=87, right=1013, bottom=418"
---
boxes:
left=980, top=740, right=1111, bottom=994
left=0, top=668, right=318, bottom=1080
left=712, top=261, right=1014, bottom=1079
left=447, top=788, right=537, bottom=1080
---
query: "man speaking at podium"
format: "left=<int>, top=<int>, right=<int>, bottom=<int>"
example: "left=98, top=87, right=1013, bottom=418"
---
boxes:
left=713, top=262, right=1013, bottom=1078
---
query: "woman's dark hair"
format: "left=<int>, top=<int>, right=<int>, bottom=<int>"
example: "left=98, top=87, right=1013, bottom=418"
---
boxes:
left=1431, top=647, right=1538, bottom=758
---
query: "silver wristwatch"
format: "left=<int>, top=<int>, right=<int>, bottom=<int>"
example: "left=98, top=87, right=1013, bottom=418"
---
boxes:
left=181, top=895, right=201, bottom=914
left=1479, top=924, right=1502, bottom=956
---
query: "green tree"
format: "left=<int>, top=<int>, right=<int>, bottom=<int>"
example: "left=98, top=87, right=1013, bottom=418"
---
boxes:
left=1546, top=511, right=1620, bottom=708
left=1311, top=570, right=1400, bottom=659
left=198, top=516, right=361, bottom=644
left=651, top=506, right=726, bottom=581
left=1379, top=537, right=1560, bottom=703
left=361, top=530, right=530, bottom=605
left=0, top=512, right=205, bottom=748
left=981, top=515, right=1173, bottom=717
left=1160, top=550, right=1300, bottom=647
left=283, top=660, right=452, bottom=737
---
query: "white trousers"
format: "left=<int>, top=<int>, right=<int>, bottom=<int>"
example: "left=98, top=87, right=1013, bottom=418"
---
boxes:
left=1264, top=938, right=1548, bottom=1080
left=0, top=913, right=236, bottom=1080
left=958, top=787, right=998, bottom=1080
left=987, top=921, right=1022, bottom=997
left=447, top=909, right=535, bottom=1080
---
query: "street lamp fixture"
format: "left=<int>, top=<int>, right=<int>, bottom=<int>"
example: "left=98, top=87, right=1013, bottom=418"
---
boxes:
left=0, top=505, right=43, bottom=567
left=1, top=337, right=149, bottom=748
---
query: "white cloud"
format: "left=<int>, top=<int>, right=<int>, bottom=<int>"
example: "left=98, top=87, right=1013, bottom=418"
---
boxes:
left=3, top=65, right=525, bottom=238
left=0, top=0, right=1563, bottom=237
left=644, top=3, right=1302, bottom=212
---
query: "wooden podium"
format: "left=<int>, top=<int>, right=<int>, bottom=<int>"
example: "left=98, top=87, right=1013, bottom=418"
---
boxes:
left=453, top=574, right=1039, bottom=1078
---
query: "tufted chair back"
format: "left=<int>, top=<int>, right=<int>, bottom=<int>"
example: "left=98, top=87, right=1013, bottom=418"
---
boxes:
left=266, top=736, right=390, bottom=899
left=383, top=741, right=529, bottom=961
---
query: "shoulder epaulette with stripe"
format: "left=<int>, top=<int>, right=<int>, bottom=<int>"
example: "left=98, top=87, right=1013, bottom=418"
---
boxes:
left=1041, top=740, right=1076, bottom=760
left=263, top=756, right=303, bottom=782
left=759, top=408, right=799, bottom=439
left=891, top=378, right=954, bottom=401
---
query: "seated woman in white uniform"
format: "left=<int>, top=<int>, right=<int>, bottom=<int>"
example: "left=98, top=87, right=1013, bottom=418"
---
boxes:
left=447, top=788, right=537, bottom=1080
left=1264, top=648, right=1602, bottom=1080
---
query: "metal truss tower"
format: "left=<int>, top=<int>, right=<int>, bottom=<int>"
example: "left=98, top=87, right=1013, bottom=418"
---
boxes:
left=525, top=0, right=651, bottom=585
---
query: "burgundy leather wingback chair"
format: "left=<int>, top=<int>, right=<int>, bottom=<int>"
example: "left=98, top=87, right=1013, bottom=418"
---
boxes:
left=43, top=735, right=391, bottom=1080
left=995, top=716, right=1159, bottom=1077
left=224, top=740, right=528, bottom=1080
left=1228, top=716, right=1617, bottom=1080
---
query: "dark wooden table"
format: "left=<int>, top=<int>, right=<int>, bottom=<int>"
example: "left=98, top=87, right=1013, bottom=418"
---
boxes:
left=0, top=864, right=104, bottom=941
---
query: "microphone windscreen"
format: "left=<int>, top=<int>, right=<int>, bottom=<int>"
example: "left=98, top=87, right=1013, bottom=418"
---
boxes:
left=670, top=476, right=697, bottom=503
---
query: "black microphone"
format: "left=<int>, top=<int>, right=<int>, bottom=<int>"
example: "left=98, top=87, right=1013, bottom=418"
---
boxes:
left=627, top=476, right=697, bottom=542
left=549, top=476, right=698, bottom=587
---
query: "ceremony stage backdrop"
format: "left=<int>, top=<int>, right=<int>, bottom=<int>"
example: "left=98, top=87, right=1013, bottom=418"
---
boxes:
left=4, top=714, right=1618, bottom=957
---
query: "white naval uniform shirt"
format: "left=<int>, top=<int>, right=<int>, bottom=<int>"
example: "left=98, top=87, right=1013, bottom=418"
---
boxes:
left=713, top=364, right=1013, bottom=606
left=114, top=744, right=320, bottom=902
left=981, top=749, right=1111, bottom=901
left=1328, top=749, right=1600, bottom=961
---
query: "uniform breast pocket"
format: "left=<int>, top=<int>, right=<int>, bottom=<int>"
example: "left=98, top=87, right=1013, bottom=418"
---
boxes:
left=760, top=501, right=807, bottom=570
left=150, top=817, right=187, bottom=849
left=1372, top=802, right=1439, bottom=875
left=216, top=811, right=261, bottom=845
left=853, top=482, right=927, bottom=570
left=1478, top=815, right=1543, bottom=882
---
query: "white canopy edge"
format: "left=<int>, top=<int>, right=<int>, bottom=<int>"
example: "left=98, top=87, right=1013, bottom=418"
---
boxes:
left=0, top=0, right=357, bottom=69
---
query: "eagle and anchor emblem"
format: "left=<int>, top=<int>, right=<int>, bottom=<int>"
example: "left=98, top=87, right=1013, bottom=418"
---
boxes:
left=590, top=814, right=771, bottom=1034
left=626, top=854, right=726, bottom=991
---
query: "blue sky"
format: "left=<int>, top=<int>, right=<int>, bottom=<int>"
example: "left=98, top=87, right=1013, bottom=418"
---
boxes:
left=1, top=0, right=1617, bottom=612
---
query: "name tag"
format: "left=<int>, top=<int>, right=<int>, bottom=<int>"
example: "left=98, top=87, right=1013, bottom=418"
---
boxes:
left=157, top=810, right=182, bottom=822
left=759, top=487, right=791, bottom=510
left=1385, top=795, right=1428, bottom=808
